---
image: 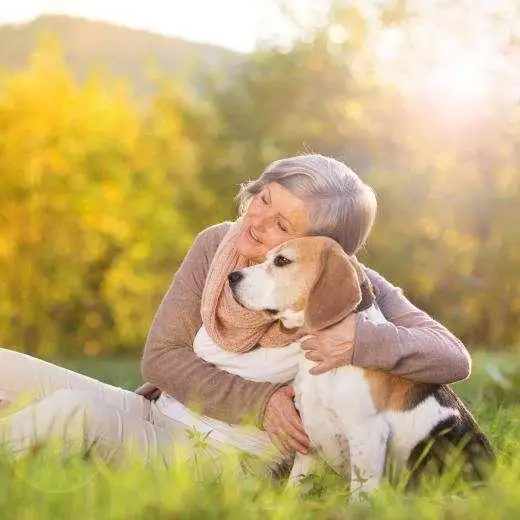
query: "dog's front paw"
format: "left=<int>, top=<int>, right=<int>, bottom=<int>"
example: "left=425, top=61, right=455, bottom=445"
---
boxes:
left=286, top=452, right=317, bottom=489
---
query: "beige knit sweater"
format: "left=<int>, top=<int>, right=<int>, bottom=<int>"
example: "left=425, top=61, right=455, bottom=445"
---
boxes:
left=137, top=221, right=471, bottom=428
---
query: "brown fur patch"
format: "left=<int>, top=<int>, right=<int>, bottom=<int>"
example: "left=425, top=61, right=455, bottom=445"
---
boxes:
left=270, top=238, right=326, bottom=314
left=303, top=240, right=362, bottom=331
left=364, top=370, right=421, bottom=412
left=268, top=238, right=374, bottom=331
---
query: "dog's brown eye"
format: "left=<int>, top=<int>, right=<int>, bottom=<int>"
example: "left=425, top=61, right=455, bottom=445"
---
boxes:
left=274, top=255, right=291, bottom=267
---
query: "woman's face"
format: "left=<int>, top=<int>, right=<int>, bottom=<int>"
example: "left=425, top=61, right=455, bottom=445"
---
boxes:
left=236, top=182, right=310, bottom=263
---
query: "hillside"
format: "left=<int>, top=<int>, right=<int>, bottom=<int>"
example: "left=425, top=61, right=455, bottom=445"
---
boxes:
left=0, top=14, right=243, bottom=95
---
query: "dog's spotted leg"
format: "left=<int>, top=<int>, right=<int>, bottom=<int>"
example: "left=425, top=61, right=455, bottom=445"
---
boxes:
left=341, top=418, right=390, bottom=501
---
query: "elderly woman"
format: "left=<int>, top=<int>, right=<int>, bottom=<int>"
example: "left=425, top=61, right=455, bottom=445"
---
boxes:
left=0, top=154, right=470, bottom=470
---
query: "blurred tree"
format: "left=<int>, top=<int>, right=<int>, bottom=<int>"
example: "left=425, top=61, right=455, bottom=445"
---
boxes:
left=197, top=0, right=520, bottom=349
left=3, top=1, right=520, bottom=356
left=0, top=39, right=209, bottom=356
left=198, top=2, right=382, bottom=223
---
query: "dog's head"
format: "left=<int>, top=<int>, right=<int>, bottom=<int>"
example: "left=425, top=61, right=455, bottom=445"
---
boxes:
left=228, top=236, right=375, bottom=331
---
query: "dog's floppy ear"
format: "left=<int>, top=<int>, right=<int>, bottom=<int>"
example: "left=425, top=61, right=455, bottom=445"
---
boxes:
left=305, top=245, right=362, bottom=331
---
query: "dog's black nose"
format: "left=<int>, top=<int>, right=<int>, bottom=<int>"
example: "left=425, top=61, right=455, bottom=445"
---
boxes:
left=228, top=271, right=243, bottom=286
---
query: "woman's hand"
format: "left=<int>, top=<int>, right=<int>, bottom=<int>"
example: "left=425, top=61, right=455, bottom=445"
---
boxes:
left=301, top=313, right=357, bottom=375
left=263, top=385, right=310, bottom=457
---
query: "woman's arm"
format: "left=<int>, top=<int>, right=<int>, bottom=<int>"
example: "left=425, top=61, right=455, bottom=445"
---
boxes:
left=351, top=266, right=471, bottom=384
left=140, top=222, right=284, bottom=427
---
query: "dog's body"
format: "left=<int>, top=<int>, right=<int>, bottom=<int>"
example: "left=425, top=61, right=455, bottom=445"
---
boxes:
left=227, top=236, right=494, bottom=498
left=291, top=306, right=492, bottom=497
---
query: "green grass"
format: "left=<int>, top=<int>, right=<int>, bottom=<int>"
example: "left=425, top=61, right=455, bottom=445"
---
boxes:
left=53, top=356, right=142, bottom=391
left=1, top=352, right=519, bottom=519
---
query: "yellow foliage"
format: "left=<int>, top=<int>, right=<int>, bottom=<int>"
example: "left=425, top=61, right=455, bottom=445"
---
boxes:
left=1, top=40, right=208, bottom=356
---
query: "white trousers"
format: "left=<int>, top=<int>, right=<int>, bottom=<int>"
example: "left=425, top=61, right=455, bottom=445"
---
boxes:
left=0, top=348, right=247, bottom=471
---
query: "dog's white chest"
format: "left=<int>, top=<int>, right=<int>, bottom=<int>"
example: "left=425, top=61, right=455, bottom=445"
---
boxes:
left=294, top=358, right=376, bottom=418
left=293, top=357, right=378, bottom=473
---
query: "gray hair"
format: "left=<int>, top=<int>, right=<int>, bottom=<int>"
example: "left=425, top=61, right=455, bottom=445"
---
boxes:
left=235, top=154, right=377, bottom=255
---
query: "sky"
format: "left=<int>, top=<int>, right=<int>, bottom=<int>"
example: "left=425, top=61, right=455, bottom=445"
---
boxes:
left=1, top=0, right=518, bottom=107
left=0, top=0, right=325, bottom=52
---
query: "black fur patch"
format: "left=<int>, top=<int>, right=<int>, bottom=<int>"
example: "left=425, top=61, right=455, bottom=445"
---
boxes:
left=354, top=278, right=377, bottom=313
left=405, top=401, right=495, bottom=491
left=404, top=383, right=439, bottom=409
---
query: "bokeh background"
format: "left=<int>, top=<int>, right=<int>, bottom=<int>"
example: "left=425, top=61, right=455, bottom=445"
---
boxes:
left=1, top=0, right=520, bottom=362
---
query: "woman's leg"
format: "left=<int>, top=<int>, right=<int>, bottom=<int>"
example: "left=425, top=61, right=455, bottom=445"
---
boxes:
left=0, top=347, right=144, bottom=416
left=0, top=349, right=242, bottom=470
left=1, top=389, right=160, bottom=465
left=0, top=388, right=248, bottom=472
left=0, top=347, right=170, bottom=465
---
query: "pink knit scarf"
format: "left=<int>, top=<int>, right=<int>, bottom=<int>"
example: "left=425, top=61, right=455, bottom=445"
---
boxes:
left=200, top=217, right=307, bottom=352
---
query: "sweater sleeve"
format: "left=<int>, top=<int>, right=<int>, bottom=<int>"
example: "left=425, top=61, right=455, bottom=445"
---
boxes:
left=351, top=266, right=472, bottom=384
left=140, top=222, right=284, bottom=428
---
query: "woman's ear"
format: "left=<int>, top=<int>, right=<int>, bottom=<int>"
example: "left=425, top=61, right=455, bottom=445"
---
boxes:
left=304, top=246, right=362, bottom=331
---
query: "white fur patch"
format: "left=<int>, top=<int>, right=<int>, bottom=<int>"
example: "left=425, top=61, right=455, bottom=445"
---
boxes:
left=280, top=309, right=305, bottom=329
left=361, top=303, right=387, bottom=324
left=384, top=397, right=459, bottom=465
left=233, top=264, right=278, bottom=311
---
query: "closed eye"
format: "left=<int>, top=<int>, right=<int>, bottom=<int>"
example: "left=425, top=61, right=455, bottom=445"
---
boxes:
left=277, top=220, right=288, bottom=232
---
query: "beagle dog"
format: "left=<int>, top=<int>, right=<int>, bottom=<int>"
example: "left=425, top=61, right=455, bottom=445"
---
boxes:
left=228, top=236, right=494, bottom=499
